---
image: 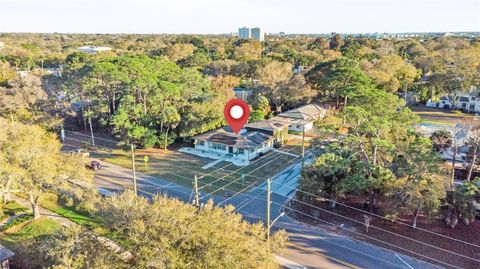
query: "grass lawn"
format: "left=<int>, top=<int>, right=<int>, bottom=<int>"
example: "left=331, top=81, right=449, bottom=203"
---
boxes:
left=38, top=193, right=102, bottom=227
left=412, top=106, right=475, bottom=126
left=1, top=217, right=60, bottom=246
left=1, top=201, right=28, bottom=220
left=93, top=143, right=302, bottom=196
left=419, top=119, right=455, bottom=127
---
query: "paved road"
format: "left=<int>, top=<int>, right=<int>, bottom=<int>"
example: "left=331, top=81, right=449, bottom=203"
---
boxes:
left=94, top=159, right=442, bottom=269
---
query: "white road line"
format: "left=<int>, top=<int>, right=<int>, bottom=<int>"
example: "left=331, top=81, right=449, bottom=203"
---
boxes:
left=395, top=254, right=415, bottom=269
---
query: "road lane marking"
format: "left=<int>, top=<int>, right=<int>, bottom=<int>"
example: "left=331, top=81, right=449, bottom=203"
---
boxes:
left=395, top=254, right=414, bottom=269
left=95, top=175, right=157, bottom=197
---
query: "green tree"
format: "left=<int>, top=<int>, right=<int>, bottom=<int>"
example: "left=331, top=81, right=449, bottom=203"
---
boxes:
left=329, top=34, right=344, bottom=50
left=0, top=120, right=93, bottom=219
left=98, top=191, right=288, bottom=268
left=386, top=136, right=446, bottom=227
left=362, top=54, right=420, bottom=94
left=17, top=225, right=128, bottom=269
left=166, top=43, right=196, bottom=62
left=443, top=179, right=480, bottom=228
left=430, top=130, right=453, bottom=152
left=307, top=57, right=373, bottom=108
left=466, top=123, right=480, bottom=181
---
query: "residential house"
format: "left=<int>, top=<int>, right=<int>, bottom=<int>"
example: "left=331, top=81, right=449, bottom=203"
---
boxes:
left=184, top=126, right=275, bottom=165
left=272, top=104, right=326, bottom=132
left=428, top=88, right=480, bottom=113
left=293, top=65, right=312, bottom=74
left=77, top=46, right=112, bottom=54
left=244, top=120, right=288, bottom=145
left=0, top=244, right=14, bottom=269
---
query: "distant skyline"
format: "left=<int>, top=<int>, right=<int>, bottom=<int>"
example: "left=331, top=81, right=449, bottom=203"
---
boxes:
left=0, top=0, right=479, bottom=34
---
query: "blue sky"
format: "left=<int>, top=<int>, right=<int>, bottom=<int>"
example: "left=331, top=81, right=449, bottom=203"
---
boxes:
left=0, top=0, right=478, bottom=34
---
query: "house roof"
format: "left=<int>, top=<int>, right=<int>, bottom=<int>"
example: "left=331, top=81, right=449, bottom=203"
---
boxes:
left=245, top=120, right=288, bottom=132
left=278, top=104, right=325, bottom=120
left=0, top=244, right=14, bottom=261
left=193, top=127, right=272, bottom=149
left=271, top=116, right=312, bottom=125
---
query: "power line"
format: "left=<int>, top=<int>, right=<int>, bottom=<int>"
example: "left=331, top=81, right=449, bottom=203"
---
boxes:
left=65, top=132, right=479, bottom=250
left=64, top=129, right=298, bottom=182
left=208, top=183, right=473, bottom=269
left=199, top=146, right=300, bottom=191
left=282, top=205, right=464, bottom=269
left=268, top=182, right=480, bottom=249
left=65, top=130, right=478, bottom=265
left=215, top=174, right=480, bottom=263
left=199, top=152, right=301, bottom=198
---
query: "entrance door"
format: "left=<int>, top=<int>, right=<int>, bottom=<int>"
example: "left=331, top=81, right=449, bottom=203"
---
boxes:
left=229, top=146, right=234, bottom=154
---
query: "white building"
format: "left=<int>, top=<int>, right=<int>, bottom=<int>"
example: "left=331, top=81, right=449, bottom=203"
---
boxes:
left=186, top=127, right=274, bottom=166
left=251, top=27, right=264, bottom=41
left=238, top=27, right=251, bottom=39
left=272, top=104, right=327, bottom=132
left=77, top=46, right=112, bottom=54
left=429, top=89, right=480, bottom=113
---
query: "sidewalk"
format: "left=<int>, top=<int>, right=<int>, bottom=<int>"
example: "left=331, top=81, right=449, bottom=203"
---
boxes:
left=11, top=195, right=131, bottom=258
left=12, top=195, right=74, bottom=227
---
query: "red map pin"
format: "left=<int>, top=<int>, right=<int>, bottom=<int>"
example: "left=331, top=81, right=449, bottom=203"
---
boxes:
left=224, top=99, right=250, bottom=134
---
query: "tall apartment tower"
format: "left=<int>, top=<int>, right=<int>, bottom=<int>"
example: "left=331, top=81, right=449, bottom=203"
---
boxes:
left=238, top=27, right=251, bottom=39
left=251, top=27, right=264, bottom=41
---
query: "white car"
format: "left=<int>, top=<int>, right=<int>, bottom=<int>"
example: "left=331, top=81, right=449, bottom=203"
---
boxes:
left=68, top=148, right=90, bottom=157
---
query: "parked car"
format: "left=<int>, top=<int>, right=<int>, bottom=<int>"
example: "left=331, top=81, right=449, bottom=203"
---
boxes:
left=86, top=160, right=101, bottom=171
left=68, top=148, right=90, bottom=157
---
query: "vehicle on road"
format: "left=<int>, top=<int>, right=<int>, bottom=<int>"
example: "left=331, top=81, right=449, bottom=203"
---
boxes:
left=86, top=160, right=101, bottom=171
left=68, top=148, right=90, bottom=157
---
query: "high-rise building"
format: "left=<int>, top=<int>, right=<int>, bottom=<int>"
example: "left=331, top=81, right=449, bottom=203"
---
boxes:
left=238, top=27, right=250, bottom=39
left=251, top=27, right=264, bottom=41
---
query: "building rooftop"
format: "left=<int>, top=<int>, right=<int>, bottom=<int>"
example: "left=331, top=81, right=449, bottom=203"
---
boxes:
left=245, top=120, right=288, bottom=132
left=278, top=104, right=325, bottom=120
left=270, top=116, right=311, bottom=126
left=193, top=127, right=272, bottom=149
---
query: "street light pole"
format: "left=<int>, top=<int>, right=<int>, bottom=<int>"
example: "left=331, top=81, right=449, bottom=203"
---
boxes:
left=194, top=174, right=200, bottom=207
left=87, top=108, right=95, bottom=146
left=265, top=176, right=285, bottom=269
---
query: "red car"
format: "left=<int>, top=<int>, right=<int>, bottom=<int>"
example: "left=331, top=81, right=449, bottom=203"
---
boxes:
left=86, top=160, right=101, bottom=171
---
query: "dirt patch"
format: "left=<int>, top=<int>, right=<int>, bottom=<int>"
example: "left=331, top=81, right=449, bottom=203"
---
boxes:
left=287, top=195, right=480, bottom=269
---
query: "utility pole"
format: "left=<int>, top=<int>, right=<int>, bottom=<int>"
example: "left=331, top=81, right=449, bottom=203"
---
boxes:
left=131, top=143, right=137, bottom=195
left=194, top=174, right=199, bottom=207
left=301, top=126, right=306, bottom=168
left=265, top=177, right=285, bottom=269
left=266, top=177, right=271, bottom=269
left=87, top=109, right=95, bottom=146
